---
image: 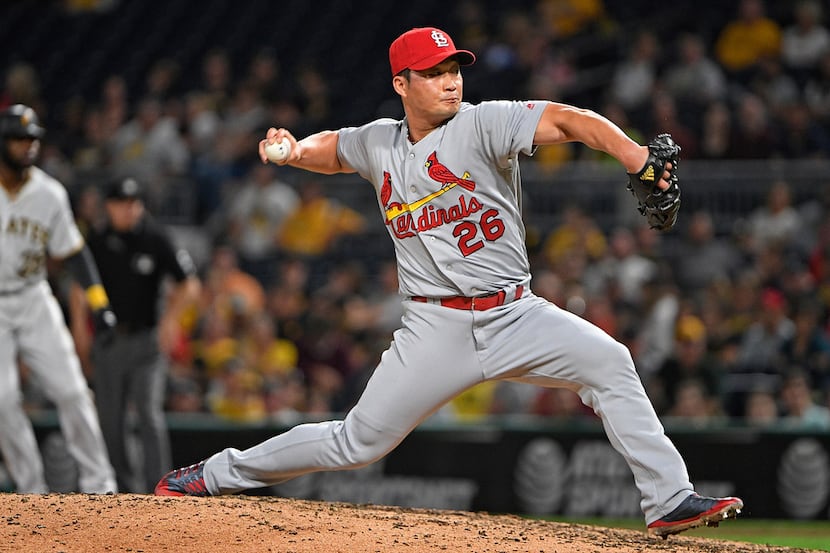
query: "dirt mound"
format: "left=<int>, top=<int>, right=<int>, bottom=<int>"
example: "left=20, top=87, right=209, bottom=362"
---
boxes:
left=0, top=493, right=820, bottom=553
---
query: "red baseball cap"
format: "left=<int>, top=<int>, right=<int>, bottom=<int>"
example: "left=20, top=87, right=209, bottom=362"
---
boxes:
left=389, top=27, right=476, bottom=76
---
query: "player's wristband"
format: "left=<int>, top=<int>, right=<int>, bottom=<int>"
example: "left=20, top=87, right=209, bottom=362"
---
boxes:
left=85, top=284, right=110, bottom=312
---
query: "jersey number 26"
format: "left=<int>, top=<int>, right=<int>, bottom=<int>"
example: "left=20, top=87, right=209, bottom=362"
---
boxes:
left=452, top=209, right=505, bottom=257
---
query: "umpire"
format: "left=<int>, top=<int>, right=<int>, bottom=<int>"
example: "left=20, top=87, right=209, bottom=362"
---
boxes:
left=85, top=177, right=201, bottom=493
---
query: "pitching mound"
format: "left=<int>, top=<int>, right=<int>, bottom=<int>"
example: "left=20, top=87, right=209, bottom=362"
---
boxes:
left=0, top=493, right=818, bottom=553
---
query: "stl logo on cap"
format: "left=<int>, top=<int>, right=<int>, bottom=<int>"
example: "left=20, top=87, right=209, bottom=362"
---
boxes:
left=430, top=30, right=449, bottom=47
left=389, top=27, right=476, bottom=75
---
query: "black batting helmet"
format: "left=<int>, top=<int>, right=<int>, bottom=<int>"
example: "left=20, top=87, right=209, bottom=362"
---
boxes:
left=0, top=104, right=45, bottom=140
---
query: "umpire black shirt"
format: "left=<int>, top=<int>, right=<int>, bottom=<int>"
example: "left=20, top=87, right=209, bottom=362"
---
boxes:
left=87, top=216, right=196, bottom=332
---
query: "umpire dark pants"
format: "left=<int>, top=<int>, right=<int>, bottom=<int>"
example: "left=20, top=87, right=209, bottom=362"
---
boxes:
left=92, top=328, right=171, bottom=493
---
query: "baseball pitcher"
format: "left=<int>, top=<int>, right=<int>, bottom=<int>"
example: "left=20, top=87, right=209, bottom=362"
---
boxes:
left=157, top=28, right=739, bottom=538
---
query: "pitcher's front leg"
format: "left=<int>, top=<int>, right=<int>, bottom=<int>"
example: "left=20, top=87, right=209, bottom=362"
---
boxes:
left=204, top=303, right=483, bottom=494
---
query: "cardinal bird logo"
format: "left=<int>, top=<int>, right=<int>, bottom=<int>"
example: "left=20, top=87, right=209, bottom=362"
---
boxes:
left=425, top=152, right=476, bottom=191
left=382, top=151, right=477, bottom=223
left=380, top=171, right=392, bottom=205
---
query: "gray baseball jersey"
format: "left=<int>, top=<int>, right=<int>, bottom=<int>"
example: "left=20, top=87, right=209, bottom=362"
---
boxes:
left=202, top=101, right=695, bottom=523
left=338, top=100, right=540, bottom=298
left=0, top=166, right=116, bottom=493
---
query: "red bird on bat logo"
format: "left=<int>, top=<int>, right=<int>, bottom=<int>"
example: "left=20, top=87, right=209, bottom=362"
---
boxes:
left=380, top=171, right=392, bottom=205
left=425, top=152, right=476, bottom=191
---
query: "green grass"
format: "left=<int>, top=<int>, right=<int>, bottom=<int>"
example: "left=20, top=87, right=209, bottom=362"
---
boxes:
left=549, top=517, right=830, bottom=551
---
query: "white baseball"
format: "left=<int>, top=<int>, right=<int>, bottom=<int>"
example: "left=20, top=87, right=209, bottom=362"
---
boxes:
left=265, top=137, right=291, bottom=163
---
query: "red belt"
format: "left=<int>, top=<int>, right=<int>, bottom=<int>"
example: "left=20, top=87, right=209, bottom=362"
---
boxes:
left=411, top=285, right=524, bottom=311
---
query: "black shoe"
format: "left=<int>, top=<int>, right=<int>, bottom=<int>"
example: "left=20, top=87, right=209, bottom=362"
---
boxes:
left=154, top=461, right=210, bottom=496
left=648, top=493, right=743, bottom=538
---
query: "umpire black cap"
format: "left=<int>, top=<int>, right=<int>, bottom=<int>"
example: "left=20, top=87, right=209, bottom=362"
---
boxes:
left=105, top=177, right=144, bottom=201
left=0, top=104, right=45, bottom=139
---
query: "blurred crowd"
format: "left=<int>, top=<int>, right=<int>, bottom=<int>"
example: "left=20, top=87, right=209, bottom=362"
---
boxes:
left=522, top=181, right=830, bottom=430
left=5, top=0, right=830, bottom=429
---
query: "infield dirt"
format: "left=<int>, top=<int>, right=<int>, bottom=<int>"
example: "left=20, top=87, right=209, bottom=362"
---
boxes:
left=0, top=493, right=823, bottom=553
